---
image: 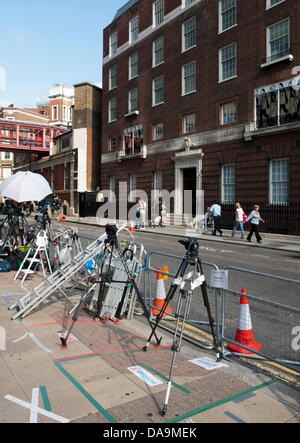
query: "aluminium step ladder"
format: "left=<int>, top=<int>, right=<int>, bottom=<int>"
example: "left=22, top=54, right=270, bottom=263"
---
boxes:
left=9, top=233, right=107, bottom=320
left=14, top=230, right=52, bottom=284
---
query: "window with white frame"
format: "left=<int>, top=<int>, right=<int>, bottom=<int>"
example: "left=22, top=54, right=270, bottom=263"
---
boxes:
left=182, top=61, right=196, bottom=95
left=109, top=137, right=116, bottom=151
left=129, top=53, right=138, bottom=79
left=222, top=165, right=236, bottom=203
left=2, top=168, right=11, bottom=179
left=182, top=17, right=196, bottom=52
left=219, top=42, right=236, bottom=82
left=129, top=88, right=138, bottom=113
left=154, top=171, right=163, bottom=200
left=153, top=36, right=164, bottom=67
left=63, top=106, right=67, bottom=121
left=109, top=98, right=117, bottom=122
left=267, top=18, right=290, bottom=62
left=266, top=0, right=285, bottom=9
left=153, top=76, right=164, bottom=106
left=183, top=0, right=196, bottom=7
left=153, top=122, right=164, bottom=140
left=221, top=102, right=236, bottom=124
left=270, top=159, right=289, bottom=204
left=130, top=16, right=139, bottom=43
left=129, top=174, right=137, bottom=202
left=183, top=113, right=196, bottom=133
left=153, top=0, right=164, bottom=27
left=255, top=76, right=300, bottom=129
left=52, top=105, right=58, bottom=121
left=109, top=32, right=118, bottom=57
left=109, top=66, right=117, bottom=90
left=124, top=125, right=143, bottom=154
left=2, top=152, right=12, bottom=160
left=219, top=0, right=236, bottom=33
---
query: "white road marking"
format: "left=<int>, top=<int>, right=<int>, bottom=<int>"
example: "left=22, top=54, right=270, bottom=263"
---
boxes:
left=4, top=394, right=69, bottom=423
left=12, top=333, right=52, bottom=353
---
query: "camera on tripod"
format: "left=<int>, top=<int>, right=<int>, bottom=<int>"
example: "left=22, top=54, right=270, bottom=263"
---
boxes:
left=105, top=224, right=118, bottom=244
left=178, top=238, right=199, bottom=259
left=3, top=199, right=14, bottom=215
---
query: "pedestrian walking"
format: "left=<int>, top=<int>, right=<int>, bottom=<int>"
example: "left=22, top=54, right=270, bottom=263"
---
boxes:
left=244, top=204, right=265, bottom=243
left=231, top=202, right=245, bottom=239
left=210, top=202, right=222, bottom=236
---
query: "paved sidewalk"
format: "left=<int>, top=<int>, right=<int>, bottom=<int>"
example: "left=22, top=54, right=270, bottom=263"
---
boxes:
left=61, top=215, right=300, bottom=254
left=0, top=269, right=299, bottom=424
left=1, top=214, right=300, bottom=425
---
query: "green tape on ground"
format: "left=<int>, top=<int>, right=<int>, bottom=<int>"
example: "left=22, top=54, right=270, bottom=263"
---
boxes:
left=166, top=379, right=276, bottom=423
left=39, top=386, right=52, bottom=412
left=138, top=362, right=191, bottom=394
left=54, top=362, right=118, bottom=423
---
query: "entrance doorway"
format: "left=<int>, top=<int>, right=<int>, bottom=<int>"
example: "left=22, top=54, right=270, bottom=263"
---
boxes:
left=183, top=167, right=196, bottom=217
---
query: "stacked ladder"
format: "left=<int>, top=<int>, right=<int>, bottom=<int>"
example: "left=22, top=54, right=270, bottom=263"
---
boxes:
left=9, top=233, right=107, bottom=320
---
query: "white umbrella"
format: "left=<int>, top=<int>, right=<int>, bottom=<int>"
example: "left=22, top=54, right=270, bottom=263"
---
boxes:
left=0, top=171, right=53, bottom=202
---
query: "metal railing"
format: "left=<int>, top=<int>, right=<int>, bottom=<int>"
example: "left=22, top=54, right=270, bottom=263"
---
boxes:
left=218, top=202, right=300, bottom=235
left=61, top=231, right=300, bottom=374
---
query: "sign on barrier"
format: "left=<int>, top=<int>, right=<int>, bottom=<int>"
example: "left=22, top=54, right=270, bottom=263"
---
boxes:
left=210, top=270, right=228, bottom=289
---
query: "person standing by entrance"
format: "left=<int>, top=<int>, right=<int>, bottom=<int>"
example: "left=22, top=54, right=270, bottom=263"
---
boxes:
left=210, top=201, right=223, bottom=236
left=137, top=197, right=147, bottom=230
left=244, top=205, right=265, bottom=243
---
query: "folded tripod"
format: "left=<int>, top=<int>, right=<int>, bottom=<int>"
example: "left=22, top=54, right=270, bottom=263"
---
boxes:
left=144, top=238, right=222, bottom=416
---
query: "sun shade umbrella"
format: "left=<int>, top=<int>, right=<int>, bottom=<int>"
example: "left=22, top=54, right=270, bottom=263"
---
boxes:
left=0, top=171, right=53, bottom=203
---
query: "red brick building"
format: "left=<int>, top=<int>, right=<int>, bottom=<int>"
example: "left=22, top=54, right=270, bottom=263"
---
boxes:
left=15, top=82, right=102, bottom=216
left=101, top=0, right=300, bottom=233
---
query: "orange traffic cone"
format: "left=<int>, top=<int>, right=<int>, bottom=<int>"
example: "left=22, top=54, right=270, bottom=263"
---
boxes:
left=60, top=215, right=67, bottom=221
left=228, top=289, right=262, bottom=354
left=130, top=219, right=135, bottom=232
left=162, top=266, right=169, bottom=280
left=152, top=267, right=173, bottom=318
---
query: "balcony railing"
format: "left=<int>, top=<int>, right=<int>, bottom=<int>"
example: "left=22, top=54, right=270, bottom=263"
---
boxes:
left=117, top=144, right=147, bottom=161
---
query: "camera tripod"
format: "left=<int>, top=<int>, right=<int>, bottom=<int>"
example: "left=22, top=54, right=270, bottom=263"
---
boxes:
left=144, top=238, right=222, bottom=416
left=60, top=224, right=162, bottom=349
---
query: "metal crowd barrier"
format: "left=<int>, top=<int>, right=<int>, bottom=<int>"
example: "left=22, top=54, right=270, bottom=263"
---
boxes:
left=59, top=230, right=300, bottom=374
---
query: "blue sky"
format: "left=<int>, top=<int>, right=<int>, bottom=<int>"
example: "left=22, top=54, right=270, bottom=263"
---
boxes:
left=0, top=0, right=126, bottom=108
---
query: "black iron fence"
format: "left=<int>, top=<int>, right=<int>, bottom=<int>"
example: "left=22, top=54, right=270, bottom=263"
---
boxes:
left=215, top=202, right=300, bottom=236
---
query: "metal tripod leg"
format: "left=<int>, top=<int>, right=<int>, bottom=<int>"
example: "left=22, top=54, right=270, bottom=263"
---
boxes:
left=162, top=288, right=192, bottom=416
left=115, top=243, right=162, bottom=346
left=197, top=260, right=222, bottom=362
left=143, top=256, right=188, bottom=351
left=60, top=285, right=94, bottom=348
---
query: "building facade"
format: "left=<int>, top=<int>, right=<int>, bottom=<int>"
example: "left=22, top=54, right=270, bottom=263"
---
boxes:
left=14, top=82, right=102, bottom=216
left=48, top=84, right=74, bottom=128
left=101, top=0, right=300, bottom=233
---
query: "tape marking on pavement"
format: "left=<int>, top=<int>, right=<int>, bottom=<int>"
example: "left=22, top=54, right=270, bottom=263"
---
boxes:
left=4, top=392, right=69, bottom=423
left=12, top=333, right=52, bottom=353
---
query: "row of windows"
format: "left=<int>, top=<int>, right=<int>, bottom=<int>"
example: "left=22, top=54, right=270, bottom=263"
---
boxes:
left=109, top=14, right=291, bottom=93
left=108, top=158, right=290, bottom=206
left=108, top=9, right=291, bottom=120
left=109, top=0, right=287, bottom=57
left=109, top=101, right=236, bottom=151
left=108, top=67, right=238, bottom=124
left=222, top=159, right=289, bottom=204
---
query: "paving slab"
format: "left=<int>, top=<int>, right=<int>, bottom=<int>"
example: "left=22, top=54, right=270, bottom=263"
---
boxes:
left=1, top=262, right=300, bottom=424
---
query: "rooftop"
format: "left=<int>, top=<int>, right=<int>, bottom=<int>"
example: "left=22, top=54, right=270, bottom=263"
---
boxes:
left=113, top=0, right=139, bottom=22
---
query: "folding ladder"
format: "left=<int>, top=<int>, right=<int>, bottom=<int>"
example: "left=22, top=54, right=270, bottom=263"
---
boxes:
left=9, top=233, right=106, bottom=320
left=14, top=230, right=52, bottom=284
